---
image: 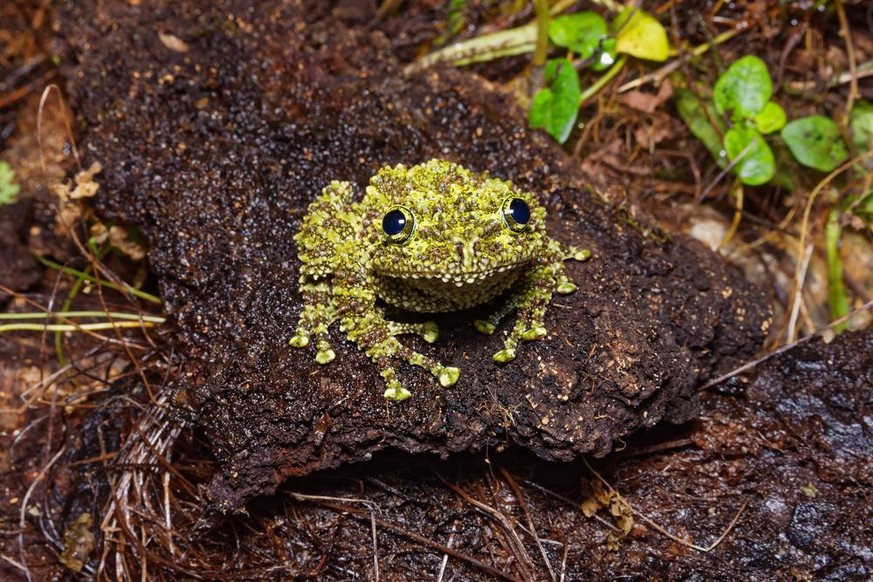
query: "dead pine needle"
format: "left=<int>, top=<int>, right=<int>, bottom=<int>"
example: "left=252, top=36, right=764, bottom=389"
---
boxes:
left=437, top=472, right=537, bottom=580
left=301, top=497, right=522, bottom=582
left=499, top=467, right=556, bottom=582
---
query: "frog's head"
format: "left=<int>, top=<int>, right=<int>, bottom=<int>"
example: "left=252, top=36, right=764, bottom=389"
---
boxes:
left=364, top=160, right=549, bottom=310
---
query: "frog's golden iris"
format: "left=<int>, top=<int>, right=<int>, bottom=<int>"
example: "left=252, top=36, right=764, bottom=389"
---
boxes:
left=290, top=160, right=590, bottom=401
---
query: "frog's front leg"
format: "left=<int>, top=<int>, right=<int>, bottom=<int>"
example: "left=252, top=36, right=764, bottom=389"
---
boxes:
left=342, top=313, right=458, bottom=401
left=484, top=242, right=589, bottom=362
left=289, top=276, right=337, bottom=364
left=336, top=275, right=458, bottom=401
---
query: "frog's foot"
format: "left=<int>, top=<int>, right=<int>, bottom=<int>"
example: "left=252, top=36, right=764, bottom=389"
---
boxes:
left=381, top=369, right=411, bottom=402
left=375, top=351, right=459, bottom=402
left=555, top=272, right=578, bottom=295
left=475, top=295, right=523, bottom=336
left=290, top=325, right=336, bottom=364
left=395, top=343, right=460, bottom=388
left=346, top=317, right=459, bottom=400
left=387, top=320, right=440, bottom=343
left=492, top=262, right=561, bottom=363
left=565, top=245, right=591, bottom=263
left=493, top=315, right=549, bottom=364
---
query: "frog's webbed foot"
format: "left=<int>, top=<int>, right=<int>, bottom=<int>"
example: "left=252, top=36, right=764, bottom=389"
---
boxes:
left=290, top=278, right=336, bottom=364
left=342, top=315, right=457, bottom=402
left=556, top=245, right=590, bottom=295
left=490, top=244, right=587, bottom=363
left=378, top=355, right=460, bottom=401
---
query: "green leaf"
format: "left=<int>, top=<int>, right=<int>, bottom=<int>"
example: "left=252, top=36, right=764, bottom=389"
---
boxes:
left=613, top=7, right=669, bottom=62
left=781, top=116, right=849, bottom=172
left=754, top=102, right=787, bottom=134
left=675, top=89, right=727, bottom=166
left=850, top=100, right=873, bottom=152
left=529, top=58, right=581, bottom=143
left=549, top=12, right=609, bottom=60
left=0, top=161, right=21, bottom=205
left=724, top=126, right=775, bottom=185
left=714, top=56, right=772, bottom=120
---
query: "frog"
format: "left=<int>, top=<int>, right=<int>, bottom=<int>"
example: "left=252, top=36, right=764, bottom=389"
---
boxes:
left=290, top=159, right=590, bottom=401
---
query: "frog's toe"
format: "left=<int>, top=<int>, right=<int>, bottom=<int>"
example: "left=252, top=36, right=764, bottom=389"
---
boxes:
left=521, top=326, right=547, bottom=341
left=556, top=282, right=577, bottom=294
left=289, top=334, right=309, bottom=348
left=573, top=249, right=592, bottom=262
left=422, top=321, right=440, bottom=343
left=383, top=382, right=412, bottom=402
left=493, top=348, right=517, bottom=363
left=315, top=348, right=336, bottom=364
left=474, top=320, right=496, bottom=335
left=438, top=366, right=460, bottom=387
left=386, top=320, right=440, bottom=343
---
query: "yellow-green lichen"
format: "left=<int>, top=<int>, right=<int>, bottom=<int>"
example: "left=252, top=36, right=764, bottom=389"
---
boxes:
left=290, top=159, right=589, bottom=401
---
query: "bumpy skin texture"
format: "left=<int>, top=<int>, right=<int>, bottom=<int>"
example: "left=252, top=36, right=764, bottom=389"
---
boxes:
left=291, top=159, right=589, bottom=401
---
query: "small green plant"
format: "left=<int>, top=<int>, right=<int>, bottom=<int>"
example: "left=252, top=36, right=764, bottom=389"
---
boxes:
left=0, top=161, right=21, bottom=205
left=406, top=4, right=671, bottom=144
left=528, top=58, right=581, bottom=143
left=530, top=7, right=669, bottom=142
left=678, top=56, right=783, bottom=185
left=679, top=54, right=873, bottom=333
left=677, top=55, right=853, bottom=186
left=546, top=11, right=615, bottom=71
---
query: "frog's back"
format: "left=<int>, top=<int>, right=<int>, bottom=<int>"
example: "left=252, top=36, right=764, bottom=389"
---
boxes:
left=295, top=181, right=361, bottom=278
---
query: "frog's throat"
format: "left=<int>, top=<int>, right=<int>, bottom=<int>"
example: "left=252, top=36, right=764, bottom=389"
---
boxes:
left=374, top=268, right=523, bottom=313
left=373, top=260, right=529, bottom=286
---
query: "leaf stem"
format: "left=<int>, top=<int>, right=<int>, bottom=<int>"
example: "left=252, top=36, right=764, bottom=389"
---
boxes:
left=579, top=54, right=627, bottom=106
left=532, top=0, right=550, bottom=68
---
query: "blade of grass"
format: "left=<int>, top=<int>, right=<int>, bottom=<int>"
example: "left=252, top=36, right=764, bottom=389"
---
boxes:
left=0, top=311, right=163, bottom=321
left=825, top=209, right=849, bottom=332
left=53, top=243, right=112, bottom=367
left=35, top=255, right=162, bottom=305
left=403, top=0, right=584, bottom=75
left=0, top=321, right=163, bottom=333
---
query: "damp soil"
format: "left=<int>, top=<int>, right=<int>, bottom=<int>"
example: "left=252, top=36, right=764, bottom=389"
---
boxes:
left=0, top=0, right=869, bottom=579
left=39, top=322, right=873, bottom=580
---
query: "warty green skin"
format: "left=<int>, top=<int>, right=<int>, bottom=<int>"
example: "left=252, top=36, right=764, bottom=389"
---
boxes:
left=290, top=159, right=590, bottom=401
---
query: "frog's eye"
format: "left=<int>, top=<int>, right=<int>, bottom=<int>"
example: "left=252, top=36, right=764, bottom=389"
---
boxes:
left=382, top=206, right=415, bottom=243
left=501, top=197, right=531, bottom=233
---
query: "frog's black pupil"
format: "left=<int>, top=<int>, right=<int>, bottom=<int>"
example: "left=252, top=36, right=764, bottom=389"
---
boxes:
left=508, top=198, right=530, bottom=225
left=382, top=209, right=407, bottom=236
